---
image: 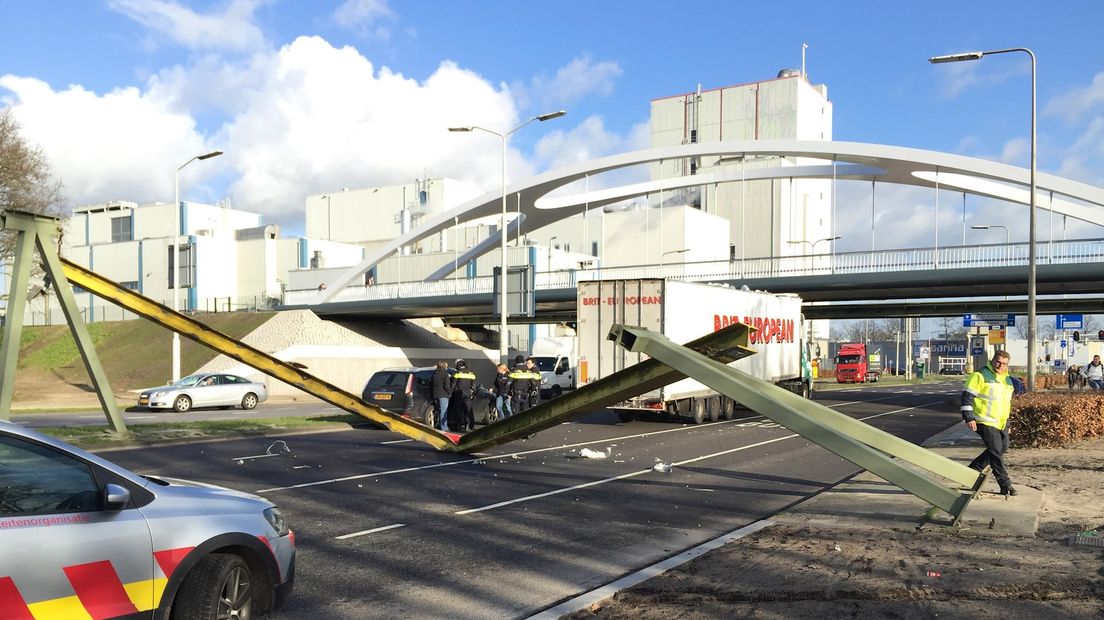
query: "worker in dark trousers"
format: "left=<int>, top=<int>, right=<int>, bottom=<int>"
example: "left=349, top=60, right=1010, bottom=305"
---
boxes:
left=961, top=350, right=1017, bottom=496
left=524, top=356, right=542, bottom=409
left=508, top=355, right=533, bottom=415
left=492, top=363, right=513, bottom=420
left=452, top=359, right=478, bottom=431
left=431, top=361, right=453, bottom=432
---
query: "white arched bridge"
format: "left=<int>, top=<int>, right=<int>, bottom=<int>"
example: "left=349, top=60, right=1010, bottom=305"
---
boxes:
left=290, top=140, right=1104, bottom=321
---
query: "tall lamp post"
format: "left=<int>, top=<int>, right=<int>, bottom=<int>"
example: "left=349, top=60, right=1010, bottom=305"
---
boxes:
left=931, top=48, right=1036, bottom=390
left=970, top=224, right=1009, bottom=244
left=787, top=235, right=841, bottom=254
left=449, top=110, right=566, bottom=364
left=172, top=150, right=223, bottom=382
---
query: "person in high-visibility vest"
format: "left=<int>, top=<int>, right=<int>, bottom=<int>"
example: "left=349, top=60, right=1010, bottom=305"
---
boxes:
left=961, top=350, right=1017, bottom=496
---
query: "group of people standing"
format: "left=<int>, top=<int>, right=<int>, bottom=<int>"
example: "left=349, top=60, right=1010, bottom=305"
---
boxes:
left=430, top=355, right=543, bottom=432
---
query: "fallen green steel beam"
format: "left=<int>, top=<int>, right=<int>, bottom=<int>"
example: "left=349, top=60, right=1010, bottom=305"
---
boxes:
left=609, top=324, right=980, bottom=521
left=0, top=210, right=127, bottom=433
left=449, top=322, right=756, bottom=453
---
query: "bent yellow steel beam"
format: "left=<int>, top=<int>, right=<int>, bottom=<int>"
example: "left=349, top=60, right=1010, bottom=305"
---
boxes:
left=448, top=322, right=755, bottom=453
left=60, top=258, right=455, bottom=450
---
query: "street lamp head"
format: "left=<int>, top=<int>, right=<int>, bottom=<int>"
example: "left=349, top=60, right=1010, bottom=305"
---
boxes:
left=197, top=150, right=224, bottom=160
left=537, top=110, right=567, bottom=122
left=928, top=51, right=984, bottom=64
left=970, top=225, right=990, bottom=230
left=448, top=126, right=473, bottom=132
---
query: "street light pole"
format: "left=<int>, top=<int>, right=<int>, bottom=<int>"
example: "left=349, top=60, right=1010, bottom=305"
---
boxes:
left=660, top=247, right=690, bottom=267
left=970, top=224, right=1010, bottom=244
left=172, top=150, right=223, bottom=382
left=788, top=235, right=841, bottom=254
left=548, top=235, right=558, bottom=271
left=449, top=110, right=565, bottom=364
left=931, top=47, right=1036, bottom=390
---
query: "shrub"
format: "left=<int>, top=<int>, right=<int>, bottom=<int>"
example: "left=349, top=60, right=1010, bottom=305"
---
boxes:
left=1009, top=391, right=1104, bottom=448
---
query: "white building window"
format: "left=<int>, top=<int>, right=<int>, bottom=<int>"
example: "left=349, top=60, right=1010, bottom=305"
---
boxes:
left=111, top=216, right=132, bottom=242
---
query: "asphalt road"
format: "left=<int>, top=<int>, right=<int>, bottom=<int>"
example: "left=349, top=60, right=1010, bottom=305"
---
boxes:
left=11, top=401, right=344, bottom=428
left=98, top=382, right=962, bottom=619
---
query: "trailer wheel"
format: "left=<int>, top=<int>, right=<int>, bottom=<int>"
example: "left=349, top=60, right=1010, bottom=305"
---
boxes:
left=616, top=412, right=635, bottom=423
left=692, top=400, right=706, bottom=424
left=707, top=398, right=720, bottom=422
left=721, top=398, right=735, bottom=420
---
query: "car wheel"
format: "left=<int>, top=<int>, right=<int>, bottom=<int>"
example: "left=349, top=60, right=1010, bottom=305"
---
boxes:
left=241, top=393, right=259, bottom=410
left=616, top=412, right=635, bottom=423
left=420, top=401, right=437, bottom=427
left=485, top=401, right=499, bottom=424
left=173, top=395, right=192, bottom=413
left=551, top=385, right=563, bottom=399
left=173, top=553, right=253, bottom=620
left=692, top=400, right=706, bottom=424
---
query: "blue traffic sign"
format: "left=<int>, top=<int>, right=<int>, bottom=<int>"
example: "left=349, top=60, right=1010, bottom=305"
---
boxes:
left=1057, top=314, right=1084, bottom=329
left=963, top=313, right=1016, bottom=327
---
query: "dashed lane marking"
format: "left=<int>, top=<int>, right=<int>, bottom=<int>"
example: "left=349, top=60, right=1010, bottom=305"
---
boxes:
left=335, top=523, right=405, bottom=540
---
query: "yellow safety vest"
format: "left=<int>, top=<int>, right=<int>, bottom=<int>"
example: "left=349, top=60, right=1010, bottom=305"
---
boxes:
left=964, top=364, right=1014, bottom=430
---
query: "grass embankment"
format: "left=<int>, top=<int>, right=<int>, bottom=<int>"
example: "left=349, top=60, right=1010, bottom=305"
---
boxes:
left=5, top=312, right=274, bottom=402
left=39, top=414, right=366, bottom=450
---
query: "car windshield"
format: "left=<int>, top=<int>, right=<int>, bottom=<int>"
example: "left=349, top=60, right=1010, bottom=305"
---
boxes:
left=173, top=375, right=204, bottom=386
left=836, top=354, right=862, bottom=364
left=533, top=357, right=556, bottom=372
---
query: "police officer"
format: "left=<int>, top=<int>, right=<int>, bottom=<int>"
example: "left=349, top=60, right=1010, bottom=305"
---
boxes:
left=961, top=350, right=1017, bottom=496
left=508, top=355, right=533, bottom=415
left=452, top=359, right=478, bottom=431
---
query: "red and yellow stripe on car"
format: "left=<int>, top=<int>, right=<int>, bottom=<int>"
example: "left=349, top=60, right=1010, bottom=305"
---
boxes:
left=0, top=546, right=192, bottom=620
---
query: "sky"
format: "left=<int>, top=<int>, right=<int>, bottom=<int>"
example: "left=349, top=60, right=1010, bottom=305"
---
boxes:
left=2, top=0, right=1104, bottom=256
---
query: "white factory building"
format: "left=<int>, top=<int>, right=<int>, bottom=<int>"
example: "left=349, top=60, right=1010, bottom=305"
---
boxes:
left=21, top=71, right=835, bottom=344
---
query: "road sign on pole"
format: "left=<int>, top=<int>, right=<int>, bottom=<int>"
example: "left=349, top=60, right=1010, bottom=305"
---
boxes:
left=1056, top=314, right=1084, bottom=330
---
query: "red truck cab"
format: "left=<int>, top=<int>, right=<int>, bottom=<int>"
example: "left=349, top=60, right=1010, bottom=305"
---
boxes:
left=835, top=343, right=881, bottom=383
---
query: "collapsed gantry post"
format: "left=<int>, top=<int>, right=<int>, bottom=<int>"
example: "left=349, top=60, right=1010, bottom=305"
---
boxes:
left=607, top=323, right=984, bottom=521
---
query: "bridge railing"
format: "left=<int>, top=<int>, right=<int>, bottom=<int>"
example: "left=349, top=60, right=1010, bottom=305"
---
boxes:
left=283, top=238, right=1104, bottom=306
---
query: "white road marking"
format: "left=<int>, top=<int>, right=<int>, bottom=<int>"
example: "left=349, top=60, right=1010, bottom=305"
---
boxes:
left=526, top=519, right=775, bottom=620
left=209, top=416, right=234, bottom=421
left=380, top=439, right=413, bottom=445
left=79, top=415, right=100, bottom=419
left=233, top=453, right=282, bottom=461
left=126, top=415, right=156, bottom=419
left=256, top=417, right=765, bottom=493
left=335, top=523, right=406, bottom=540
left=256, top=396, right=933, bottom=494
left=454, top=402, right=941, bottom=516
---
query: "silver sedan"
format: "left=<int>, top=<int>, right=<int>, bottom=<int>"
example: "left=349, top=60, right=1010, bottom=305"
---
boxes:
left=137, top=373, right=269, bottom=412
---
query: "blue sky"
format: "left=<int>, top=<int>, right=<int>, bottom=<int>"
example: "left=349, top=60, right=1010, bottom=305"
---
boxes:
left=2, top=0, right=1103, bottom=252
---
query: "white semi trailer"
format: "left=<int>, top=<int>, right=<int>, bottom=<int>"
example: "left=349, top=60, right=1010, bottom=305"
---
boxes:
left=576, top=279, right=813, bottom=423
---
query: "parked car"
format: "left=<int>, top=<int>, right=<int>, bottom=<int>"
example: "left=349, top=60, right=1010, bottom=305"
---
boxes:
left=0, top=419, right=295, bottom=619
left=138, top=373, right=268, bottom=412
left=361, top=366, right=498, bottom=430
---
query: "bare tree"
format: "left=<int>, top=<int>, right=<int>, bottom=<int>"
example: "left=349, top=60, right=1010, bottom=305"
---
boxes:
left=0, top=108, right=64, bottom=260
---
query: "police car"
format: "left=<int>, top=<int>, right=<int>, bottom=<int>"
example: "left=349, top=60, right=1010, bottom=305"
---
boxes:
left=0, top=420, right=294, bottom=619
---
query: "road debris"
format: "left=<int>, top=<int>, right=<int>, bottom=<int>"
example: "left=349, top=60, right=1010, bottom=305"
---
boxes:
left=579, top=447, right=611, bottom=459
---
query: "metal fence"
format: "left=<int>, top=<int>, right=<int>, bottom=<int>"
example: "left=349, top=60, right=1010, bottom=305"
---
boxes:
left=284, top=238, right=1104, bottom=307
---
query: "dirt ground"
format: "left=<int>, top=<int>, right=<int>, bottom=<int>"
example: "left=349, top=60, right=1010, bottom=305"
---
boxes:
left=570, top=437, right=1104, bottom=619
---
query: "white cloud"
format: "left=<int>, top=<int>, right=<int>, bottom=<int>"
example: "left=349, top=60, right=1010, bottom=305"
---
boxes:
left=0, top=36, right=651, bottom=232
left=0, top=74, right=211, bottom=209
left=515, top=56, right=622, bottom=111
left=933, top=58, right=1028, bottom=100
left=1045, top=71, right=1104, bottom=122
left=108, top=0, right=268, bottom=53
left=333, top=0, right=396, bottom=38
